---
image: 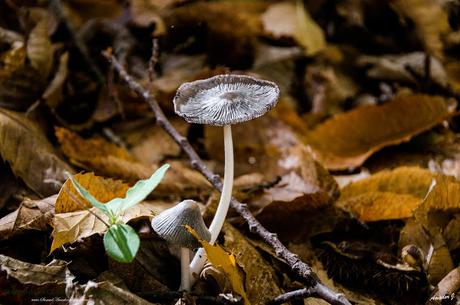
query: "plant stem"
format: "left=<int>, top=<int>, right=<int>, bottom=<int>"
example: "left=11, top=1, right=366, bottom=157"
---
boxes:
left=190, top=125, right=234, bottom=277
left=103, top=50, right=352, bottom=305
left=180, top=248, right=191, bottom=291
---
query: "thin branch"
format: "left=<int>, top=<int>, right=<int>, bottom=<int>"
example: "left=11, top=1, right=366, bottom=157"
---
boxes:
left=102, top=50, right=352, bottom=305
left=270, top=284, right=347, bottom=305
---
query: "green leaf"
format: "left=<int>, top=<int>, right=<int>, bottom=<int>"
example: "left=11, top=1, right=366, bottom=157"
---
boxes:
left=105, top=164, right=170, bottom=213
left=104, top=224, right=140, bottom=263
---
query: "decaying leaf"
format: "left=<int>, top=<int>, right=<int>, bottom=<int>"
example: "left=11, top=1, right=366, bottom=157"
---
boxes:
left=0, top=254, right=68, bottom=285
left=223, top=224, right=283, bottom=305
left=50, top=200, right=172, bottom=253
left=187, top=226, right=250, bottom=305
left=56, top=172, right=130, bottom=213
left=0, top=109, right=74, bottom=196
left=0, top=195, right=56, bottom=240
left=261, top=1, right=326, bottom=56
left=306, top=95, right=449, bottom=170
left=56, top=127, right=151, bottom=182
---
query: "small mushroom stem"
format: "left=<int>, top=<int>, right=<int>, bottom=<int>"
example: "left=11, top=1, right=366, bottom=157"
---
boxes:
left=180, top=247, right=191, bottom=291
left=189, top=124, right=234, bottom=278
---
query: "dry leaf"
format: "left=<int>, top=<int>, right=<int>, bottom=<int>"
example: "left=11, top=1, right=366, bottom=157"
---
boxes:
left=56, top=127, right=151, bottom=182
left=56, top=172, right=130, bottom=213
left=0, top=195, right=56, bottom=240
left=392, top=0, right=450, bottom=58
left=0, top=109, right=74, bottom=196
left=26, top=19, right=53, bottom=78
left=223, top=224, right=283, bottom=305
left=341, top=166, right=434, bottom=200
left=306, top=95, right=449, bottom=170
left=50, top=200, right=172, bottom=253
left=187, top=226, right=250, bottom=305
left=0, top=254, right=68, bottom=285
left=261, top=1, right=326, bottom=56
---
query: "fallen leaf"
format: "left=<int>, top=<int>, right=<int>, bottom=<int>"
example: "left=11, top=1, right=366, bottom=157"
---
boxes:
left=261, top=1, right=326, bottom=56
left=50, top=201, right=172, bottom=253
left=0, top=109, right=74, bottom=196
left=187, top=226, right=250, bottom=305
left=306, top=95, right=449, bottom=170
left=428, top=266, right=460, bottom=304
left=392, top=0, right=450, bottom=58
left=223, top=224, right=283, bottom=305
left=41, top=52, right=69, bottom=109
left=0, top=195, right=56, bottom=240
left=340, top=166, right=434, bottom=200
left=56, top=172, right=130, bottom=213
left=338, top=192, right=421, bottom=222
left=0, top=254, right=68, bottom=285
left=56, top=127, right=151, bottom=182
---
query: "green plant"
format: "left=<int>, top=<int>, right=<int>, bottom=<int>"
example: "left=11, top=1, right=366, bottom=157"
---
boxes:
left=69, top=164, right=170, bottom=263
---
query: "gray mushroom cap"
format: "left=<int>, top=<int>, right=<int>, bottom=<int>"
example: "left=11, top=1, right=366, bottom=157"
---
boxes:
left=173, top=74, right=280, bottom=126
left=151, top=199, right=211, bottom=249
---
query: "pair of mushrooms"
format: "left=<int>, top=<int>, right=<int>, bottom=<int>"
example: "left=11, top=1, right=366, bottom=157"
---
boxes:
left=151, top=74, right=280, bottom=291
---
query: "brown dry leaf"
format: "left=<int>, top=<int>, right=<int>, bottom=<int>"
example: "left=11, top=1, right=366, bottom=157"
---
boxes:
left=414, top=175, right=460, bottom=217
left=56, top=127, right=151, bottom=182
left=0, top=195, right=56, bottom=240
left=223, top=224, right=283, bottom=305
left=0, top=254, right=68, bottom=285
left=50, top=200, right=172, bottom=253
left=261, top=1, right=326, bottom=56
left=392, top=0, right=450, bottom=58
left=0, top=109, right=74, bottom=196
left=306, top=95, right=449, bottom=170
left=26, top=18, right=53, bottom=78
left=187, top=226, right=249, bottom=305
left=56, top=172, right=129, bottom=213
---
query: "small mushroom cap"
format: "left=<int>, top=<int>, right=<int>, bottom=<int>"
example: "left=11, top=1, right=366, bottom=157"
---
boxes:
left=173, top=74, right=280, bottom=126
left=151, top=199, right=211, bottom=249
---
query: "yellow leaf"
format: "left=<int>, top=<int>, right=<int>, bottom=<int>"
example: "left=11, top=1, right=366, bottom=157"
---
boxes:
left=186, top=226, right=250, bottom=305
left=306, top=95, right=449, bottom=170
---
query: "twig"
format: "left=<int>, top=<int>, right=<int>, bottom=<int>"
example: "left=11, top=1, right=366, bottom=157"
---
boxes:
left=270, top=285, right=342, bottom=305
left=102, top=50, right=352, bottom=305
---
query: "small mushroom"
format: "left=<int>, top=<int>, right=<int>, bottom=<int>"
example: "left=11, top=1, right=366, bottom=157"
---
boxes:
left=173, top=74, right=280, bottom=277
left=151, top=199, right=210, bottom=291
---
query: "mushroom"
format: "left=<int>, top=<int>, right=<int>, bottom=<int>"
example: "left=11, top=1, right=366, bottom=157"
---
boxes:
left=173, top=74, right=280, bottom=277
left=151, top=199, right=211, bottom=291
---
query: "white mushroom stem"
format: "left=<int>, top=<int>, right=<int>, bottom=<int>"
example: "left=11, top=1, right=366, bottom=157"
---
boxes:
left=189, top=124, right=234, bottom=279
left=180, top=247, right=191, bottom=291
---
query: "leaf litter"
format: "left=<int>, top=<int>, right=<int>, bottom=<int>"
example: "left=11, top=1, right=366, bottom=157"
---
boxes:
left=1, top=1, right=460, bottom=304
